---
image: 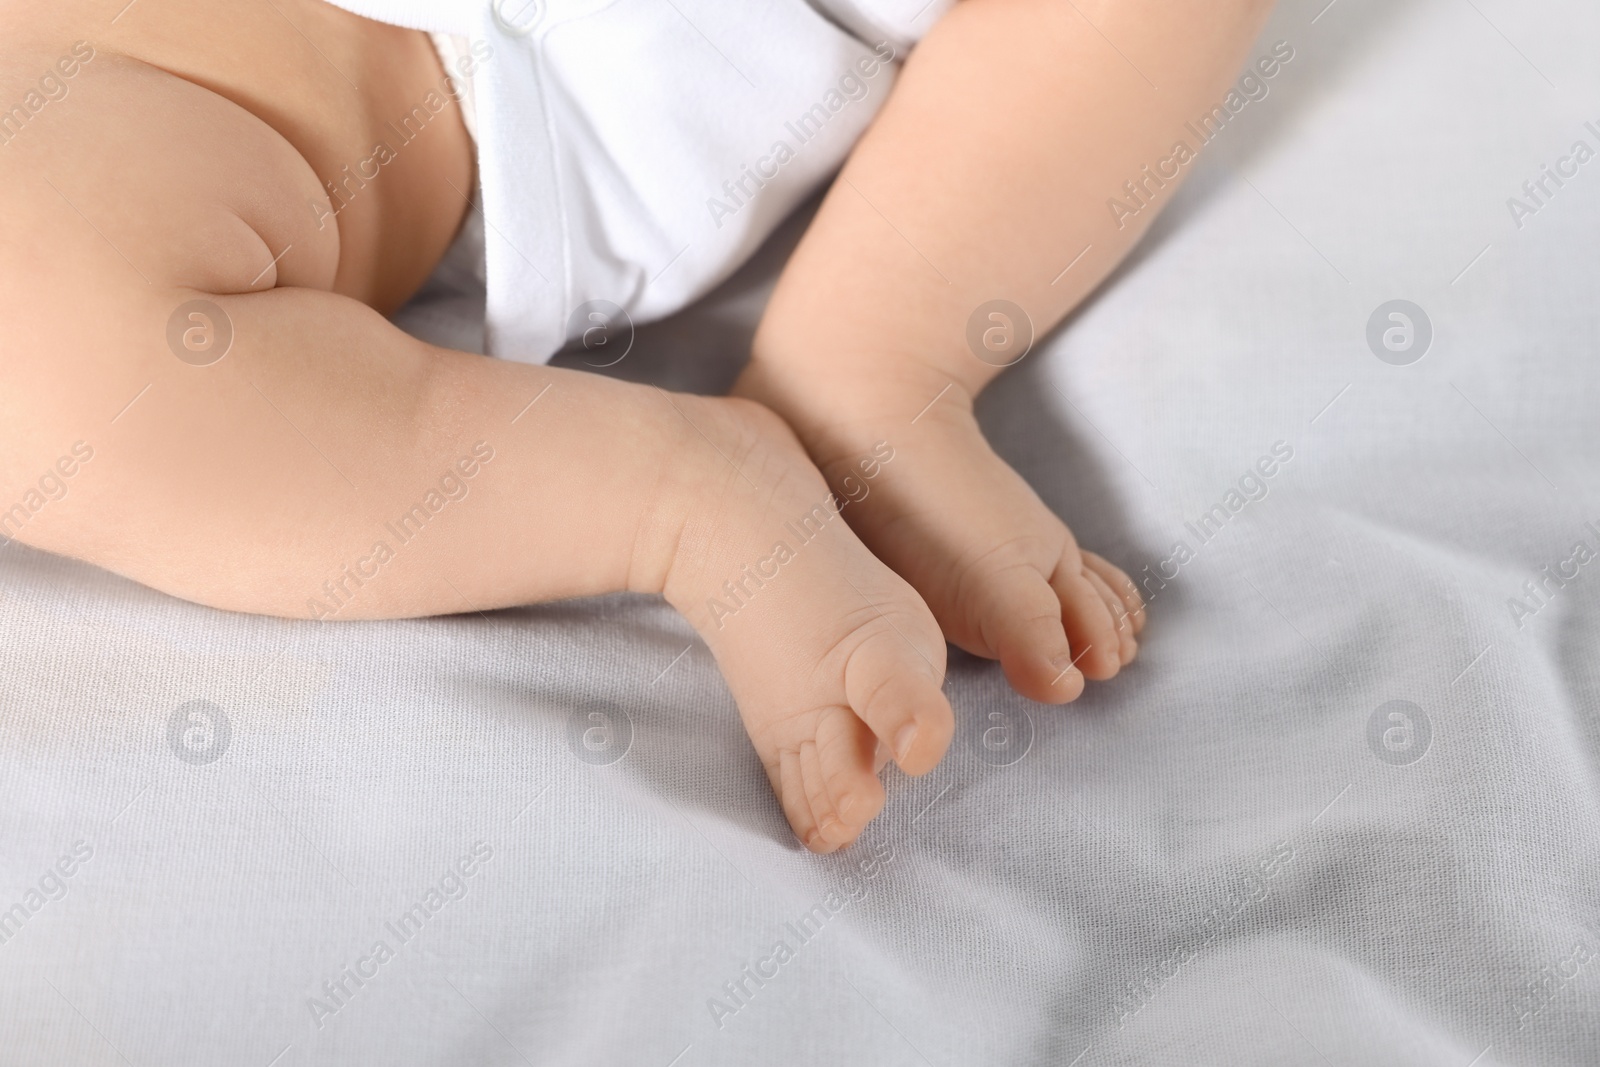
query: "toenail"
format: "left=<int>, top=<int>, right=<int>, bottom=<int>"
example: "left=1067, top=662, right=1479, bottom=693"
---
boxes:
left=894, top=724, right=917, bottom=763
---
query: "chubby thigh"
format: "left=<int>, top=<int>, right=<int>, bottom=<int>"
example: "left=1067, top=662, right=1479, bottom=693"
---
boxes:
left=0, top=0, right=472, bottom=312
left=0, top=45, right=337, bottom=506
left=0, top=35, right=482, bottom=608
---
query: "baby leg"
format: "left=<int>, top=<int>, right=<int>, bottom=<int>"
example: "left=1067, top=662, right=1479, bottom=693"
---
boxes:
left=738, top=0, right=1274, bottom=698
left=0, top=53, right=952, bottom=851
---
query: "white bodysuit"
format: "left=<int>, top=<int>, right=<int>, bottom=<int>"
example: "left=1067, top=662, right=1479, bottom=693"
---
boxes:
left=319, top=0, right=953, bottom=362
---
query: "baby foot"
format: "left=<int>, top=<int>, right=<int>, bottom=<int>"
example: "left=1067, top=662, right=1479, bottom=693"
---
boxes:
left=655, top=395, right=956, bottom=851
left=735, top=370, right=1144, bottom=705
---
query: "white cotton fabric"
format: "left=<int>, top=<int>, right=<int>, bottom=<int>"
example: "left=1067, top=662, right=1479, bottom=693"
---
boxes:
left=327, top=0, right=951, bottom=362
left=6, top=0, right=1600, bottom=1063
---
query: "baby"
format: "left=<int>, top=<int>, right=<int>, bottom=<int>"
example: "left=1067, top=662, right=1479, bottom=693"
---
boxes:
left=0, top=0, right=1272, bottom=851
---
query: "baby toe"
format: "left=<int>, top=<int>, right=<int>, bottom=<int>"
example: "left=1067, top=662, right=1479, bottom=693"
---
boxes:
left=780, top=748, right=835, bottom=854
left=799, top=739, right=853, bottom=848
left=968, top=561, right=1083, bottom=705
left=814, top=705, right=886, bottom=842
left=843, top=627, right=954, bottom=776
left=1050, top=565, right=1122, bottom=681
left=1082, top=550, right=1146, bottom=636
left=1082, top=567, right=1138, bottom=665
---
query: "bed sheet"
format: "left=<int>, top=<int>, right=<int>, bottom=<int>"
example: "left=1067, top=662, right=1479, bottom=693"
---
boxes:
left=4, top=0, right=1600, bottom=1063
